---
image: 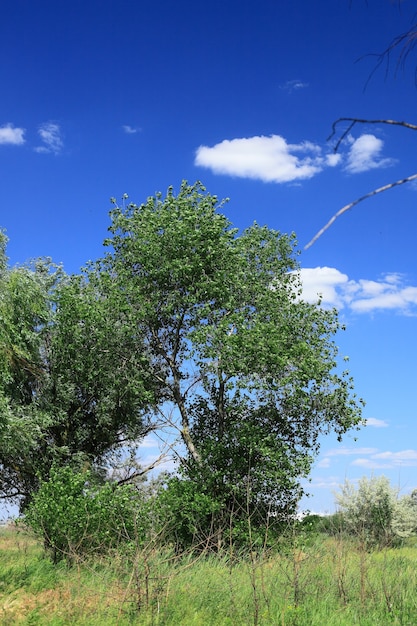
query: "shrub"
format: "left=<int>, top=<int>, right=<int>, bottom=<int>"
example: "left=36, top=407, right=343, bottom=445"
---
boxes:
left=335, top=475, right=417, bottom=547
left=25, top=465, right=150, bottom=563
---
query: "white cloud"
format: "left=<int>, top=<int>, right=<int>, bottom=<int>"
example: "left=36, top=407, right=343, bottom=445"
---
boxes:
left=326, top=153, right=342, bottom=167
left=296, top=267, right=350, bottom=308
left=317, top=457, right=331, bottom=468
left=195, top=131, right=396, bottom=182
left=299, top=267, right=417, bottom=315
left=352, top=450, right=417, bottom=469
left=139, top=435, right=160, bottom=449
left=373, top=450, right=417, bottom=464
left=280, top=79, right=309, bottom=93
left=34, top=122, right=63, bottom=154
left=306, top=475, right=343, bottom=490
left=0, top=123, right=25, bottom=145
left=345, top=134, right=394, bottom=173
left=325, top=447, right=378, bottom=457
left=351, top=458, right=393, bottom=469
left=365, top=417, right=389, bottom=428
left=195, top=135, right=330, bottom=183
left=318, top=445, right=417, bottom=472
left=122, top=125, right=140, bottom=134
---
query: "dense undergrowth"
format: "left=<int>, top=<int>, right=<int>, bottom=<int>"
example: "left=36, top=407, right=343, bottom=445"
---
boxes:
left=1, top=525, right=417, bottom=625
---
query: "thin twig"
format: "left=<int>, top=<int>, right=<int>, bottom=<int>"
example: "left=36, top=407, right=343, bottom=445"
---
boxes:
left=304, top=172, right=417, bottom=249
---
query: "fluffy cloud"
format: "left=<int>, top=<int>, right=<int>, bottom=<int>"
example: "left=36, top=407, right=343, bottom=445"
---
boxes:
left=34, top=122, right=63, bottom=154
left=296, top=267, right=350, bottom=308
left=298, top=267, right=417, bottom=314
left=0, top=123, right=25, bottom=145
left=345, top=134, right=394, bottom=173
left=195, top=131, right=395, bottom=183
left=195, top=135, right=332, bottom=183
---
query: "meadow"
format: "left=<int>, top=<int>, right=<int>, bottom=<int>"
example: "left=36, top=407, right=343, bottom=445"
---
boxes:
left=1, top=525, right=417, bottom=625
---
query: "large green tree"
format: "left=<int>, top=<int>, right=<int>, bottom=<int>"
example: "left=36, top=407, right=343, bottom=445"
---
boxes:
left=0, top=233, right=156, bottom=510
left=102, top=181, right=363, bottom=544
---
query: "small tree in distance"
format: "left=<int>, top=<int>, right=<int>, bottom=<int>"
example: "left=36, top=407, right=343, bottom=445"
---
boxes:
left=335, top=475, right=417, bottom=547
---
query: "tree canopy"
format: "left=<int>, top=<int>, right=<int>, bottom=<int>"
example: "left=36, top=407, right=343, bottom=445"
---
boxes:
left=101, top=181, right=363, bottom=542
left=0, top=234, right=155, bottom=509
left=0, top=183, right=363, bottom=541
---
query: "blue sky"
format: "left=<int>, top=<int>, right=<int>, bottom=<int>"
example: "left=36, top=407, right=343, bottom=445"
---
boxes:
left=2, top=0, right=417, bottom=514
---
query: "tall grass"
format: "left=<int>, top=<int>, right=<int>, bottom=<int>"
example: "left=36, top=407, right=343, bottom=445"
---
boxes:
left=1, top=525, right=417, bottom=625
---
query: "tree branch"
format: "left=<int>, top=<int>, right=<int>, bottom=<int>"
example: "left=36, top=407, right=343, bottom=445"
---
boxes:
left=304, top=172, right=417, bottom=249
left=116, top=451, right=168, bottom=486
left=362, top=21, right=417, bottom=87
left=328, top=118, right=417, bottom=152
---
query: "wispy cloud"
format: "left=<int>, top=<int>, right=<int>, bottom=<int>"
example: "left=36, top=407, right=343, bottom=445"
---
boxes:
left=306, top=475, right=344, bottom=490
left=316, top=447, right=378, bottom=470
left=34, top=122, right=63, bottom=154
left=298, top=267, right=417, bottom=315
left=195, top=135, right=339, bottom=183
left=280, top=79, right=309, bottom=93
left=317, top=445, right=417, bottom=473
left=122, top=124, right=140, bottom=134
left=317, top=457, right=331, bottom=469
left=139, top=435, right=161, bottom=449
left=366, top=417, right=389, bottom=428
left=0, top=123, right=25, bottom=145
left=352, top=450, right=417, bottom=469
left=345, top=134, right=395, bottom=173
left=325, top=447, right=379, bottom=458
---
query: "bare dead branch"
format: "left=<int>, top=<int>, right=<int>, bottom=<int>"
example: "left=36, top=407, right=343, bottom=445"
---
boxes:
left=328, top=118, right=417, bottom=152
left=116, top=451, right=169, bottom=486
left=357, top=13, right=417, bottom=88
left=304, top=172, right=417, bottom=249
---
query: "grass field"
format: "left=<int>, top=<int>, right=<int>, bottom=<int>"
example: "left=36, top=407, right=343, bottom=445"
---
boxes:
left=1, top=525, right=417, bottom=625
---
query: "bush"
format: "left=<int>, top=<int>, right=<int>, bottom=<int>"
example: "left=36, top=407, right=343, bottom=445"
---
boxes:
left=335, top=475, right=417, bottom=547
left=155, top=476, right=222, bottom=551
left=25, top=465, right=150, bottom=563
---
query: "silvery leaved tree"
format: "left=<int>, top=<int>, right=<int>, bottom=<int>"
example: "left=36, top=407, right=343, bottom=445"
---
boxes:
left=336, top=475, right=417, bottom=547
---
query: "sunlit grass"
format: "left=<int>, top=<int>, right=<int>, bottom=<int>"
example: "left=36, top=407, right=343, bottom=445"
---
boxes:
left=1, top=526, right=417, bottom=625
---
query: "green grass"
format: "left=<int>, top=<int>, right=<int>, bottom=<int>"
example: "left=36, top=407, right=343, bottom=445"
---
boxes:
left=1, top=527, right=417, bottom=625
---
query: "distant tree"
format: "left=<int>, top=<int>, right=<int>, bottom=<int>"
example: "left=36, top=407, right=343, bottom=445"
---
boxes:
left=335, top=475, right=417, bottom=547
left=101, top=181, right=364, bottom=546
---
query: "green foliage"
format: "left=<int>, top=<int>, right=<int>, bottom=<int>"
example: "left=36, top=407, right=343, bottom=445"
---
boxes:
left=0, top=182, right=363, bottom=547
left=317, top=511, right=346, bottom=536
left=0, top=254, right=62, bottom=505
left=0, top=238, right=156, bottom=510
left=156, top=475, right=222, bottom=551
left=42, top=271, right=157, bottom=459
left=25, top=465, right=149, bottom=563
left=102, top=181, right=363, bottom=546
left=335, top=475, right=417, bottom=547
